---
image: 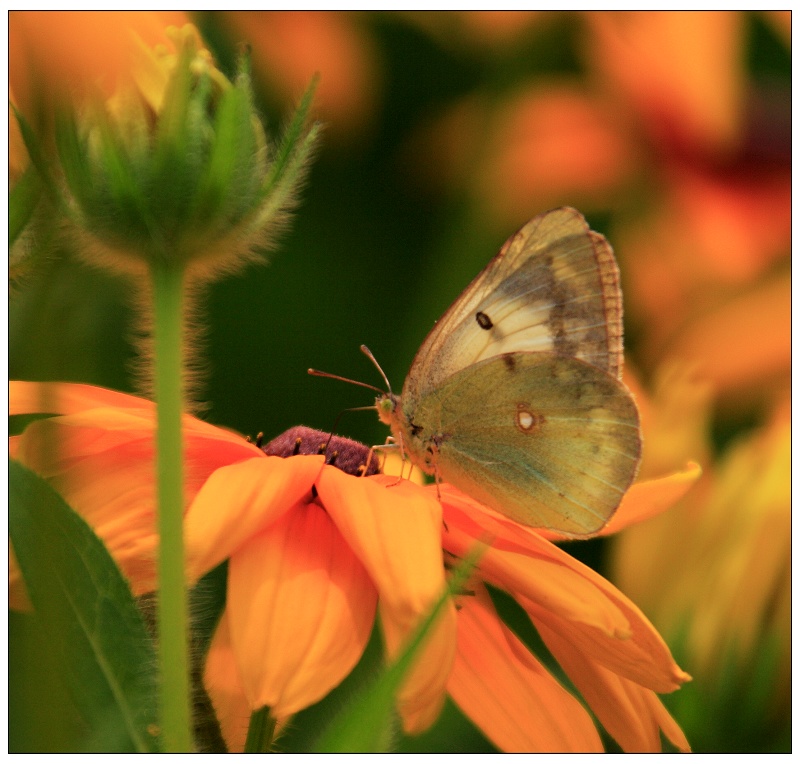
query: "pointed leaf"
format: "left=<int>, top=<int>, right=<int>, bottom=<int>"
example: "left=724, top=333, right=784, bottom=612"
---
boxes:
left=258, top=73, right=320, bottom=205
left=8, top=458, right=161, bottom=752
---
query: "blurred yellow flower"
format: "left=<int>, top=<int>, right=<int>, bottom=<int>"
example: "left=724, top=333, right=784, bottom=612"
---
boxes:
left=9, top=10, right=188, bottom=157
left=611, top=367, right=790, bottom=748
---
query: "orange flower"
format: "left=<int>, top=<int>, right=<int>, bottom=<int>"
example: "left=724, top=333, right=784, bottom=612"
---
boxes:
left=10, top=380, right=695, bottom=752
left=9, top=382, right=454, bottom=748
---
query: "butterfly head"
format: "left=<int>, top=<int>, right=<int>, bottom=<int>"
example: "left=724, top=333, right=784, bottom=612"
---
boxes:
left=376, top=392, right=400, bottom=427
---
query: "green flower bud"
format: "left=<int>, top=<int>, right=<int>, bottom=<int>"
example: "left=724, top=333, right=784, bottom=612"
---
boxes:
left=53, top=24, right=320, bottom=278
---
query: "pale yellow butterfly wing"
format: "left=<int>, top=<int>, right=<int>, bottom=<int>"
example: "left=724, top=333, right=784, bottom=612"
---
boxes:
left=402, top=207, right=623, bottom=407
left=400, top=352, right=640, bottom=536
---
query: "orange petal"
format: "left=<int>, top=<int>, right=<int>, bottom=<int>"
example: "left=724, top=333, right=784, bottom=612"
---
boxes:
left=10, top=380, right=154, bottom=416
left=184, top=455, right=323, bottom=582
left=442, top=488, right=689, bottom=693
left=587, top=11, right=745, bottom=152
left=226, top=500, right=377, bottom=716
left=317, top=471, right=445, bottom=624
left=595, top=462, right=702, bottom=537
left=317, top=470, right=455, bottom=732
left=480, top=84, right=635, bottom=223
left=9, top=401, right=265, bottom=598
left=11, top=425, right=163, bottom=597
left=667, top=273, right=791, bottom=396
left=448, top=583, right=602, bottom=752
left=203, top=611, right=252, bottom=753
left=535, top=618, right=690, bottom=752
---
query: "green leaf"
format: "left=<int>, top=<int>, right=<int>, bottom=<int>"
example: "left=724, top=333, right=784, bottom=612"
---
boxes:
left=8, top=458, right=161, bottom=752
left=311, top=543, right=485, bottom=753
left=257, top=74, right=321, bottom=213
left=190, top=82, right=255, bottom=227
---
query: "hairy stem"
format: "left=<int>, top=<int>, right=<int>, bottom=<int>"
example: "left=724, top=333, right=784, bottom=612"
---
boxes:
left=151, top=258, right=192, bottom=751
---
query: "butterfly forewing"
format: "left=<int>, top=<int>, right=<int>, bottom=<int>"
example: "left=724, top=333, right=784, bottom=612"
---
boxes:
left=409, top=352, right=641, bottom=536
left=403, top=207, right=624, bottom=405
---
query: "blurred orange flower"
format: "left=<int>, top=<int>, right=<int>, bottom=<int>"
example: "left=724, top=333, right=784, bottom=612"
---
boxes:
left=218, top=11, right=378, bottom=139
left=10, top=380, right=696, bottom=752
left=10, top=11, right=188, bottom=107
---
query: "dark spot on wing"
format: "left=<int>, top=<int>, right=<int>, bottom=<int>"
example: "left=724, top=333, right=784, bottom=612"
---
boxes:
left=475, top=311, right=493, bottom=330
left=503, top=353, right=517, bottom=371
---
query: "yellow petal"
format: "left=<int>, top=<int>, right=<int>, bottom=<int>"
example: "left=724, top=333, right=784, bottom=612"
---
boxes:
left=203, top=611, right=252, bottom=753
left=448, top=583, right=602, bottom=752
left=536, top=618, right=690, bottom=752
left=317, top=470, right=455, bottom=732
left=184, top=455, right=323, bottom=581
left=226, top=500, right=377, bottom=716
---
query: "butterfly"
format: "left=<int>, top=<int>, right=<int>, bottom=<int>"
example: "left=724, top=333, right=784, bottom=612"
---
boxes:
left=372, top=207, right=641, bottom=537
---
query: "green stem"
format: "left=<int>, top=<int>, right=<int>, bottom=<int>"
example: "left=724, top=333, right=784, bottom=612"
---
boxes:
left=245, top=707, right=276, bottom=753
left=151, top=259, right=192, bottom=751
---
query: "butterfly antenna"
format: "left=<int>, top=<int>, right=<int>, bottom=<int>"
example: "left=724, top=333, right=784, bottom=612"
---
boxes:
left=360, top=345, right=393, bottom=394
left=307, top=368, right=384, bottom=394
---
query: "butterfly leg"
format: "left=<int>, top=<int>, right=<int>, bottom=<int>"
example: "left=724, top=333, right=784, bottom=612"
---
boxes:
left=365, top=438, right=404, bottom=483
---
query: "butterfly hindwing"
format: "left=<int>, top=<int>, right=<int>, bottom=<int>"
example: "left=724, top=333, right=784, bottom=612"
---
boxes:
left=403, top=351, right=641, bottom=536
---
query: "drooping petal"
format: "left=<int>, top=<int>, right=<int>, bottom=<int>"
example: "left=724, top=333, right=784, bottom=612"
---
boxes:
left=203, top=611, right=252, bottom=753
left=184, top=455, right=323, bottom=582
left=535, top=617, right=690, bottom=752
left=448, top=582, right=603, bottom=752
left=317, top=470, right=456, bottom=733
left=441, top=490, right=630, bottom=637
left=318, top=472, right=445, bottom=621
left=225, top=498, right=377, bottom=717
left=441, top=487, right=689, bottom=693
